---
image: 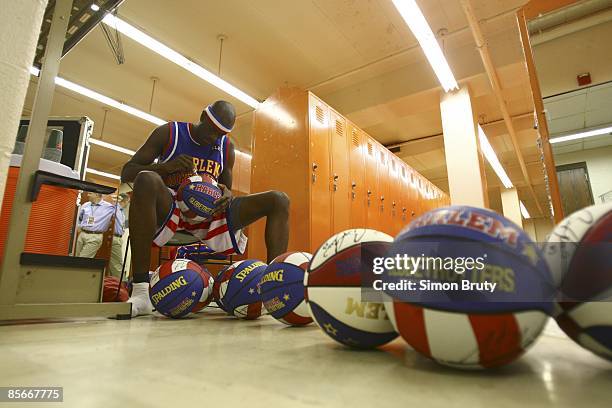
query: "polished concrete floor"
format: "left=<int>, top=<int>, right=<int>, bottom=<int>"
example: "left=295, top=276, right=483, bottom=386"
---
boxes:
left=0, top=309, right=610, bottom=408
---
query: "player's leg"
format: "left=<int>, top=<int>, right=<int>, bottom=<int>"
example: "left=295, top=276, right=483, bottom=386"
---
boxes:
left=128, top=171, right=173, bottom=316
left=230, top=191, right=289, bottom=262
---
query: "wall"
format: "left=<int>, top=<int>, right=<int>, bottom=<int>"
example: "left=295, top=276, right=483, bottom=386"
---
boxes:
left=523, top=217, right=555, bottom=242
left=554, top=145, right=612, bottom=203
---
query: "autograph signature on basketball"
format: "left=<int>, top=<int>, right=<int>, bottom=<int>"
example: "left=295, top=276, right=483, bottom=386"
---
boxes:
left=319, top=229, right=368, bottom=259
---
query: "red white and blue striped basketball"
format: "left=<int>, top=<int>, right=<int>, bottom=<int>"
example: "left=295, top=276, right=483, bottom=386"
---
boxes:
left=217, top=259, right=267, bottom=319
left=384, top=206, right=553, bottom=369
left=305, top=229, right=398, bottom=348
left=544, top=202, right=612, bottom=361
left=149, top=259, right=211, bottom=318
left=212, top=266, right=231, bottom=313
left=176, top=175, right=222, bottom=221
left=191, top=265, right=215, bottom=313
left=259, top=252, right=313, bottom=326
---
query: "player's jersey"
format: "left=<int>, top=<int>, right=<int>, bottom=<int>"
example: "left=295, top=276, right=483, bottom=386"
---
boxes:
left=158, top=121, right=229, bottom=189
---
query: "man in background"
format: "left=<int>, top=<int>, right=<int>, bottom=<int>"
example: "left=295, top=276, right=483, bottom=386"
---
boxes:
left=76, top=193, right=125, bottom=277
left=108, top=193, right=130, bottom=277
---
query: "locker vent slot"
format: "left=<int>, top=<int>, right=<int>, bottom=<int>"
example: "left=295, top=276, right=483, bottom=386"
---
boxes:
left=391, top=160, right=396, bottom=171
left=402, top=167, right=406, bottom=177
left=411, top=173, right=414, bottom=183
left=379, top=151, right=384, bottom=164
left=352, top=129, right=359, bottom=146
left=315, top=106, right=324, bottom=124
left=368, top=143, right=373, bottom=156
left=335, top=120, right=344, bottom=137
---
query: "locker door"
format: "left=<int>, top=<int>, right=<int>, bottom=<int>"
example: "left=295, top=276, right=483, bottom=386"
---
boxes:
left=407, top=168, right=417, bottom=221
left=365, top=137, right=379, bottom=229
left=348, top=122, right=366, bottom=228
left=398, top=164, right=409, bottom=232
left=309, top=95, right=331, bottom=251
left=388, top=156, right=400, bottom=235
left=378, top=147, right=390, bottom=234
left=330, top=111, right=350, bottom=234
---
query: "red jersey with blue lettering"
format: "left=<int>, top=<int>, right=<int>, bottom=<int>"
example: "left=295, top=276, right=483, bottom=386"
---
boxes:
left=158, top=121, right=229, bottom=189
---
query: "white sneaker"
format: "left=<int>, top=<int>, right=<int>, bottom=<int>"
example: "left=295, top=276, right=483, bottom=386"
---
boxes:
left=127, top=282, right=154, bottom=317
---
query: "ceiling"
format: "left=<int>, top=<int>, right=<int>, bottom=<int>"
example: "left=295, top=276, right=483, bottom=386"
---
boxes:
left=22, top=0, right=599, bottom=217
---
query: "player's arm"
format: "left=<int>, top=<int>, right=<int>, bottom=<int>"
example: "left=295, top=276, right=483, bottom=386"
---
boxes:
left=213, top=139, right=235, bottom=215
left=121, top=123, right=194, bottom=183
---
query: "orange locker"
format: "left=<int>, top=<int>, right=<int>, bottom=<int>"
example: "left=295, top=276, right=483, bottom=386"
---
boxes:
left=365, top=137, right=379, bottom=230
left=308, top=95, right=332, bottom=250
left=377, top=146, right=390, bottom=231
left=249, top=87, right=449, bottom=260
left=330, top=110, right=350, bottom=235
left=347, top=122, right=366, bottom=228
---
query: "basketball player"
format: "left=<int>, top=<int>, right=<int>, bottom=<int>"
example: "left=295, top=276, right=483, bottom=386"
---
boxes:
left=121, top=100, right=289, bottom=317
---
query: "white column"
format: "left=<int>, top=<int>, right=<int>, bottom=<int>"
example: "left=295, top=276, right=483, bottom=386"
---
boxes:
left=440, top=86, right=488, bottom=207
left=0, top=0, right=49, bottom=210
left=501, top=187, right=523, bottom=227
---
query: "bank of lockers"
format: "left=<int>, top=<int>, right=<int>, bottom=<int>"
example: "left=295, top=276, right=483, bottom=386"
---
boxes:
left=249, top=88, right=449, bottom=260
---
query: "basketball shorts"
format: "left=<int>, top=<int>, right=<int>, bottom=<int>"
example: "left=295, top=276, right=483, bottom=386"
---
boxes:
left=153, top=188, right=247, bottom=255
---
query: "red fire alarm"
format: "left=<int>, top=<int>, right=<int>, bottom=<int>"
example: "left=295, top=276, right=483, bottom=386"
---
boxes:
left=577, top=72, right=591, bottom=86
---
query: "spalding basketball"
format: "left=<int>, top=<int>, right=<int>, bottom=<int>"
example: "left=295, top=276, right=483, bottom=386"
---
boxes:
left=102, top=276, right=129, bottom=302
left=259, top=252, right=313, bottom=326
left=217, top=259, right=267, bottom=319
left=149, top=259, right=210, bottom=318
left=543, top=202, right=612, bottom=361
left=384, top=206, right=553, bottom=369
left=213, top=265, right=231, bottom=313
left=305, top=229, right=398, bottom=348
left=176, top=175, right=222, bottom=220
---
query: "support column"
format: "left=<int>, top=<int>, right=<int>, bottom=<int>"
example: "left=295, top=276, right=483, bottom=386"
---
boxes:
left=501, top=187, right=523, bottom=227
left=0, top=0, right=49, bottom=210
left=0, top=0, right=71, bottom=304
left=440, top=86, right=488, bottom=207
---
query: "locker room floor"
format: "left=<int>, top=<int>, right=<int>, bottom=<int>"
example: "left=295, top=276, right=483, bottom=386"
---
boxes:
left=1, top=311, right=610, bottom=408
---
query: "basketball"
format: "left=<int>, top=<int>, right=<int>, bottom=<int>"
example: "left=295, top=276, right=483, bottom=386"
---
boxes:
left=259, top=251, right=313, bottom=326
left=176, top=174, right=222, bottom=220
left=543, top=202, right=612, bottom=361
left=305, top=229, right=398, bottom=348
left=217, top=259, right=267, bottom=319
left=213, top=265, right=231, bottom=313
left=383, top=206, right=553, bottom=369
left=149, top=259, right=210, bottom=318
left=102, top=276, right=129, bottom=302
left=191, top=265, right=215, bottom=313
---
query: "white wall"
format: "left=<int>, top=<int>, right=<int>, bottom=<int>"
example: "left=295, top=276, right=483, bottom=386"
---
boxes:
left=554, top=145, right=612, bottom=203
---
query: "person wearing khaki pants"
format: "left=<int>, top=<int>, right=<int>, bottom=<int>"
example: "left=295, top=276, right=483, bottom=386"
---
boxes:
left=75, top=193, right=125, bottom=277
left=108, top=193, right=129, bottom=277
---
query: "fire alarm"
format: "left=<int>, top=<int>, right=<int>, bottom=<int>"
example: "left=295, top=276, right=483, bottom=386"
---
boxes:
left=577, top=72, right=591, bottom=86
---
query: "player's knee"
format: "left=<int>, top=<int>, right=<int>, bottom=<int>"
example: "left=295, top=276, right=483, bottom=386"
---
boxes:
left=270, top=191, right=290, bottom=214
left=133, top=171, right=164, bottom=197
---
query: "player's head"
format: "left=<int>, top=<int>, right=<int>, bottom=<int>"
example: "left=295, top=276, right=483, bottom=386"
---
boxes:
left=199, top=100, right=236, bottom=141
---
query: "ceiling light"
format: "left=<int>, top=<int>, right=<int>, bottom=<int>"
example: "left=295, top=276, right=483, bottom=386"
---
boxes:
left=549, top=125, right=612, bottom=144
left=391, top=0, right=458, bottom=92
left=90, top=4, right=100, bottom=12
left=54, top=76, right=166, bottom=125
left=520, top=201, right=530, bottom=219
left=89, top=139, right=136, bottom=155
left=478, top=125, right=513, bottom=188
left=86, top=168, right=121, bottom=180
left=101, top=14, right=260, bottom=109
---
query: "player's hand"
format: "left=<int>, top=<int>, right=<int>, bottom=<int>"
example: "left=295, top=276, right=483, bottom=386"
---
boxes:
left=163, top=154, right=195, bottom=175
left=212, top=183, right=232, bottom=216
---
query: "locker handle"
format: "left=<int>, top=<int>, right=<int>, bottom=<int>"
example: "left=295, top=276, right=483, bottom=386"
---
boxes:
left=367, top=190, right=372, bottom=206
left=333, top=174, right=338, bottom=191
left=311, top=162, right=318, bottom=183
left=351, top=182, right=357, bottom=199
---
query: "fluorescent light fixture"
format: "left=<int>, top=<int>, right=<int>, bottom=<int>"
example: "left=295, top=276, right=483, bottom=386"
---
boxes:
left=101, top=14, right=260, bottom=109
left=90, top=4, right=100, bottom=11
left=86, top=168, right=121, bottom=180
left=478, top=125, right=513, bottom=188
left=549, top=126, right=612, bottom=144
left=29, top=66, right=40, bottom=76
left=55, top=77, right=166, bottom=125
left=391, top=0, right=458, bottom=92
left=89, top=139, right=136, bottom=156
left=520, top=201, right=530, bottom=219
